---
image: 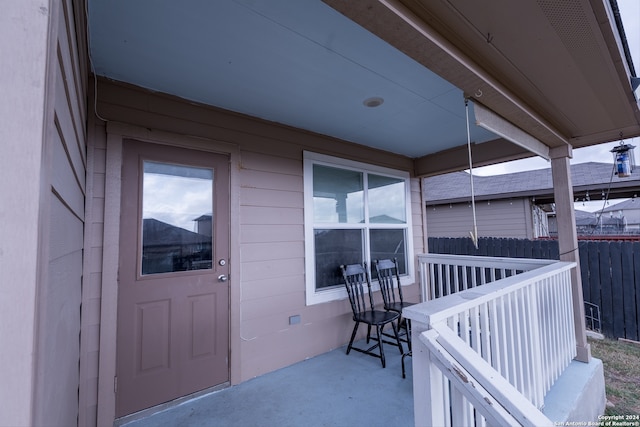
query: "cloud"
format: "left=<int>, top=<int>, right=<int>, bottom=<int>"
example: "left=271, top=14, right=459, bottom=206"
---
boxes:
left=143, top=172, right=212, bottom=231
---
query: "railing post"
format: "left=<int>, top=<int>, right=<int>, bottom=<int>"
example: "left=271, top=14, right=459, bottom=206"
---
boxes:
left=550, top=147, right=590, bottom=362
left=409, top=320, right=445, bottom=427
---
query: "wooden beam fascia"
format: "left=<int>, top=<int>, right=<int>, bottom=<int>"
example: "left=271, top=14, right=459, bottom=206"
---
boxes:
left=474, top=102, right=550, bottom=160
left=414, top=138, right=535, bottom=177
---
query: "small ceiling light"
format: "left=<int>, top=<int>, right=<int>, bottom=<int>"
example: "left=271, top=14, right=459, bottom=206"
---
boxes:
left=363, top=97, right=384, bottom=108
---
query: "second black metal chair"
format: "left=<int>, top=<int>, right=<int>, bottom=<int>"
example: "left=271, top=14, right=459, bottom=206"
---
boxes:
left=374, top=258, right=416, bottom=378
left=341, top=263, right=403, bottom=368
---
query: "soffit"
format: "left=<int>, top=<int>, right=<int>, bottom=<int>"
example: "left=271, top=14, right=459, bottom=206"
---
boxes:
left=325, top=0, right=640, bottom=151
left=87, top=0, right=640, bottom=175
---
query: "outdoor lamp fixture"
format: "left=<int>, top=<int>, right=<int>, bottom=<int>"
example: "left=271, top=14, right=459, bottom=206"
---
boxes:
left=611, top=141, right=636, bottom=177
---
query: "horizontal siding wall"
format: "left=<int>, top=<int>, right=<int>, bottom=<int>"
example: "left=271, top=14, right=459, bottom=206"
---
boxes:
left=238, top=150, right=311, bottom=376
left=86, top=77, right=424, bottom=412
left=426, top=198, right=530, bottom=239
left=35, top=0, right=88, bottom=425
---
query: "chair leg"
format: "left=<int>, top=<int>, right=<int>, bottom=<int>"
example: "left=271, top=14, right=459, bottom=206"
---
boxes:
left=401, top=319, right=412, bottom=378
left=375, top=325, right=386, bottom=368
left=401, top=351, right=411, bottom=379
left=391, top=321, right=403, bottom=355
left=346, top=321, right=359, bottom=355
left=366, top=324, right=372, bottom=344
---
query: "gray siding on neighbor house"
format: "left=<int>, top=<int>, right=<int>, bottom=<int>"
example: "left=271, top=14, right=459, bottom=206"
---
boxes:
left=34, top=1, right=88, bottom=426
left=604, top=200, right=640, bottom=231
left=426, top=198, right=534, bottom=239
left=85, top=79, right=424, bottom=425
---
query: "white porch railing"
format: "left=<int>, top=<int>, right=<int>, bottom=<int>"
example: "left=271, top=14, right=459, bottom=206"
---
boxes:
left=406, top=254, right=577, bottom=427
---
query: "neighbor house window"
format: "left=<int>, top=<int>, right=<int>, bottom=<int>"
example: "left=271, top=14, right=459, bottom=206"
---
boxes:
left=304, top=152, right=414, bottom=305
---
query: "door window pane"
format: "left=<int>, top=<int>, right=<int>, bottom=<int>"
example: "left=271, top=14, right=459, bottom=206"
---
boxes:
left=370, top=229, right=407, bottom=278
left=314, top=229, right=363, bottom=289
left=368, top=174, right=406, bottom=223
left=313, top=165, right=364, bottom=223
left=141, top=161, right=213, bottom=274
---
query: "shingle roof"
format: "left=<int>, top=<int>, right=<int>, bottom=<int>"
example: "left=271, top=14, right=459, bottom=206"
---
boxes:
left=424, top=162, right=640, bottom=203
left=602, top=198, right=640, bottom=212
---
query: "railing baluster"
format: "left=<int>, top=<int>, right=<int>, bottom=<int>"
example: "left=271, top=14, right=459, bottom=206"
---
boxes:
left=521, top=286, right=536, bottom=406
left=479, top=302, right=491, bottom=364
left=443, top=379, right=452, bottom=427
left=470, top=306, right=481, bottom=354
left=512, top=290, right=523, bottom=393
left=550, top=277, right=562, bottom=383
left=498, top=295, right=510, bottom=381
left=444, top=265, right=451, bottom=295
left=429, top=264, right=438, bottom=299
left=472, top=266, right=478, bottom=288
left=420, top=258, right=427, bottom=302
left=489, top=298, right=501, bottom=374
left=528, top=282, right=545, bottom=408
left=538, top=278, right=552, bottom=392
left=453, top=264, right=460, bottom=293
left=462, top=265, right=469, bottom=290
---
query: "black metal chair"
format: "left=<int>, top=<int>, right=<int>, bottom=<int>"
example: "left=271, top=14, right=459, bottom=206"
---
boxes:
left=374, top=258, right=416, bottom=378
left=340, top=263, right=403, bottom=368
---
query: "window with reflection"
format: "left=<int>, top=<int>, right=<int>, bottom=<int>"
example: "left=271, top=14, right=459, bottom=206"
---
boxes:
left=304, top=152, right=414, bottom=304
left=368, top=174, right=406, bottom=224
left=141, top=161, right=214, bottom=275
left=313, top=165, right=364, bottom=223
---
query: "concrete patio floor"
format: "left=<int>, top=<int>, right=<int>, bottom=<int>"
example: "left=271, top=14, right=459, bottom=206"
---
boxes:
left=119, top=340, right=414, bottom=427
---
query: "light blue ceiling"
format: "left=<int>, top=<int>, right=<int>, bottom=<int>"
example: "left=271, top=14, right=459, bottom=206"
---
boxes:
left=88, top=0, right=498, bottom=158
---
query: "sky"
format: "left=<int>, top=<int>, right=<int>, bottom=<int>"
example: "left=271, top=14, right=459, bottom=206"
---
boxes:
left=474, top=0, right=640, bottom=180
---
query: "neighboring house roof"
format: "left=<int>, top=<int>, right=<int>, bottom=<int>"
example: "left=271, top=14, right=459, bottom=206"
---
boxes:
left=572, top=209, right=597, bottom=226
left=424, top=162, right=640, bottom=204
left=143, top=218, right=210, bottom=246
left=602, top=198, right=640, bottom=212
left=574, top=214, right=624, bottom=228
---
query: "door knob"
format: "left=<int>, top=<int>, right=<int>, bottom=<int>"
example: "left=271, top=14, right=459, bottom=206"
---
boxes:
left=218, top=274, right=228, bottom=282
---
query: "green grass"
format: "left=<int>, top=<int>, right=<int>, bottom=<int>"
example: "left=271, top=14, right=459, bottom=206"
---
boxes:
left=589, top=338, right=640, bottom=416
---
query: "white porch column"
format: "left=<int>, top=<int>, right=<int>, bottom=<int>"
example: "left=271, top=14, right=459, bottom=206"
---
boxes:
left=550, top=146, right=591, bottom=363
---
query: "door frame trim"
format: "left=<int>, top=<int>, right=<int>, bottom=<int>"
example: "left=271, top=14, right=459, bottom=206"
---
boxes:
left=97, top=122, right=241, bottom=426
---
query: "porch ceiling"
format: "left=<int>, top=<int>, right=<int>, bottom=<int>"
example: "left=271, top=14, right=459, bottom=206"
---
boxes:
left=87, top=0, right=640, bottom=175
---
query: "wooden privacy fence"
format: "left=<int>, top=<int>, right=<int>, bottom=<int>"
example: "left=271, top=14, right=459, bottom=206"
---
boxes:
left=427, top=237, right=640, bottom=341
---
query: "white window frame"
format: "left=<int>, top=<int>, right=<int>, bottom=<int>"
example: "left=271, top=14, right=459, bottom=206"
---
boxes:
left=304, top=151, right=415, bottom=305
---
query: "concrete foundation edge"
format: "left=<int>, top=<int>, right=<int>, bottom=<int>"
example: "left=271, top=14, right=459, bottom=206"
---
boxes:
left=543, top=358, right=606, bottom=424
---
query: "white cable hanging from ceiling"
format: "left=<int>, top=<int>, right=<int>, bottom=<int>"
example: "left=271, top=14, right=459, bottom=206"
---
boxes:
left=465, top=98, right=479, bottom=249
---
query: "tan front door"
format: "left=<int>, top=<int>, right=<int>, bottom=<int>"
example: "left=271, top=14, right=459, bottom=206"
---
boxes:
left=116, top=140, right=230, bottom=417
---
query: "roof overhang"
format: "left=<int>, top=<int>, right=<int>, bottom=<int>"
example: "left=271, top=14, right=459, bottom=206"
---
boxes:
left=324, top=0, right=640, bottom=175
